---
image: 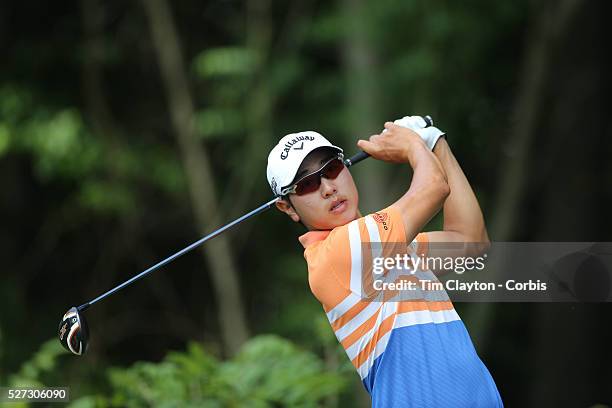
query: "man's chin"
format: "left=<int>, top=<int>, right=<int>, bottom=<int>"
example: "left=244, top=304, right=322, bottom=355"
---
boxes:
left=321, top=212, right=358, bottom=229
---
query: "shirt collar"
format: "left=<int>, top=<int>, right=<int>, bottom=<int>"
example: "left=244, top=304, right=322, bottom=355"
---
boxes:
left=298, top=230, right=332, bottom=248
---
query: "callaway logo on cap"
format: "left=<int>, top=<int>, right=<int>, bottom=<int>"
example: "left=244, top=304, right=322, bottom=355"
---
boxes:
left=267, top=131, right=342, bottom=196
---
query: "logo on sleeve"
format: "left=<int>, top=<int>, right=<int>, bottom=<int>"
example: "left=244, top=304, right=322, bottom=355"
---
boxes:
left=373, top=212, right=389, bottom=230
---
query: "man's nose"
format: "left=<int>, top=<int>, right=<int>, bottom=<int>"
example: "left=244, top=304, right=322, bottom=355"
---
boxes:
left=320, top=177, right=337, bottom=198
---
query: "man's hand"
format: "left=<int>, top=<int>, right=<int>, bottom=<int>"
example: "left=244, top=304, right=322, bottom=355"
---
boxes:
left=357, top=122, right=428, bottom=164
left=393, top=115, right=446, bottom=151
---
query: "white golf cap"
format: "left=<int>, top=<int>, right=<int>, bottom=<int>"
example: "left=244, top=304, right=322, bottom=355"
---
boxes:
left=266, top=131, right=343, bottom=196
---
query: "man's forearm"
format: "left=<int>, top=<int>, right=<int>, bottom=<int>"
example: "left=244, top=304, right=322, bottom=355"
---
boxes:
left=408, top=140, right=448, bottom=185
left=432, top=138, right=489, bottom=242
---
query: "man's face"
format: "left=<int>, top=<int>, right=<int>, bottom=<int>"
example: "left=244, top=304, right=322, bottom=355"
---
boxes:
left=276, top=148, right=360, bottom=230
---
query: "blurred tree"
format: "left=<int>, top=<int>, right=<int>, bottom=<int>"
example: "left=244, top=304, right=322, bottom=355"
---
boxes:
left=341, top=0, right=385, bottom=215
left=140, top=0, right=249, bottom=355
left=466, top=0, right=586, bottom=350
left=490, top=0, right=585, bottom=243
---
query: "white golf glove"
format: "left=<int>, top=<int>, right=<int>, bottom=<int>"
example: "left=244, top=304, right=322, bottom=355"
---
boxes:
left=393, top=115, right=446, bottom=151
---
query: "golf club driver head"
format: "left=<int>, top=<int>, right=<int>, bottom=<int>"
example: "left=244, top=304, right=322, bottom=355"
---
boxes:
left=58, top=307, right=89, bottom=355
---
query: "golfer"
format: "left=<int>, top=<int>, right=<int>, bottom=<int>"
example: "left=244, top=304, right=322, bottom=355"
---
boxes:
left=266, top=117, right=503, bottom=407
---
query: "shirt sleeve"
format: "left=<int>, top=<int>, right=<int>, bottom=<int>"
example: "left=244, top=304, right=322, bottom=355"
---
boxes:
left=367, top=205, right=429, bottom=256
left=367, top=205, right=406, bottom=243
left=304, top=224, right=354, bottom=307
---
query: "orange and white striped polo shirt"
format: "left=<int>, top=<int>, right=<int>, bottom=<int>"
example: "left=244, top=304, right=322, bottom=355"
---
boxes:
left=299, top=205, right=503, bottom=406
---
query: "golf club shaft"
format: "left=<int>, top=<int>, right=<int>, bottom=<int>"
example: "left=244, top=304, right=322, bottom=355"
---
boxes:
left=78, top=197, right=280, bottom=311
left=77, top=149, right=373, bottom=312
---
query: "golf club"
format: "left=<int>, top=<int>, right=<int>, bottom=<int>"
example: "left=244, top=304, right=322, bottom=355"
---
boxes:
left=58, top=115, right=434, bottom=355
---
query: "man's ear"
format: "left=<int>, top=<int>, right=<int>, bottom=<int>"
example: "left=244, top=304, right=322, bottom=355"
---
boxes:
left=275, top=198, right=300, bottom=223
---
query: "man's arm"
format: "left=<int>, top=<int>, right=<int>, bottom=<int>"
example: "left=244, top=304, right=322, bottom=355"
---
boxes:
left=357, top=122, right=450, bottom=243
left=425, top=138, right=490, bottom=257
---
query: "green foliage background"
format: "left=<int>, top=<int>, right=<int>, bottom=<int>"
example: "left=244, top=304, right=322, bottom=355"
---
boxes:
left=1, top=0, right=610, bottom=406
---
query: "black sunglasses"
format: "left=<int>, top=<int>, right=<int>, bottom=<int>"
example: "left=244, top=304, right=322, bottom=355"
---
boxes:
left=281, top=154, right=345, bottom=196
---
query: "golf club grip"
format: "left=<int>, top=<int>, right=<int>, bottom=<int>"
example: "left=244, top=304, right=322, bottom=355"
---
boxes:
left=344, top=115, right=434, bottom=167
left=345, top=151, right=369, bottom=167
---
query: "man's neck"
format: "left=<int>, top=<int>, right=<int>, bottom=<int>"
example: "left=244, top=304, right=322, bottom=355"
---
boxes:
left=305, top=209, right=362, bottom=232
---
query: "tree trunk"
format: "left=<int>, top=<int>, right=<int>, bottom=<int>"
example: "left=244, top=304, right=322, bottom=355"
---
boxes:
left=465, top=0, right=584, bottom=350
left=140, top=0, right=249, bottom=355
left=221, top=0, right=273, bottom=222
left=342, top=0, right=384, bottom=216
left=490, top=0, right=583, bottom=242
left=341, top=2, right=382, bottom=404
left=528, top=1, right=606, bottom=403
